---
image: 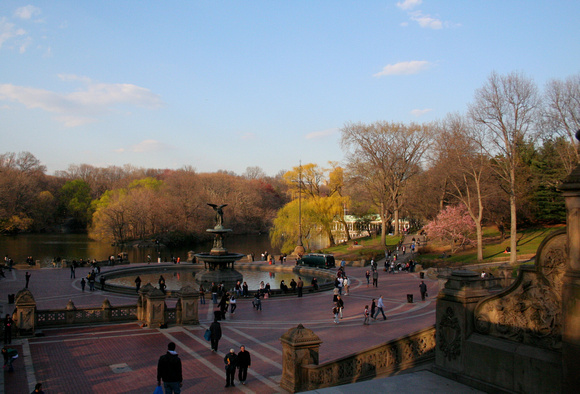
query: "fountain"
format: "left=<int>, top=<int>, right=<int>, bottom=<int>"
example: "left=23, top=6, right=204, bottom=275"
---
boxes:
left=194, top=204, right=245, bottom=288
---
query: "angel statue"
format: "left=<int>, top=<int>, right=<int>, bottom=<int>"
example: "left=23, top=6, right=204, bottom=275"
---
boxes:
left=208, top=203, right=228, bottom=228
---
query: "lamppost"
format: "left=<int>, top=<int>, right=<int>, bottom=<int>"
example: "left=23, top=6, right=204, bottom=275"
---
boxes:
left=293, top=161, right=305, bottom=258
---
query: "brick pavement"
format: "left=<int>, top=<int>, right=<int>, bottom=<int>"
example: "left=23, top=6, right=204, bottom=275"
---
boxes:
left=2, top=237, right=437, bottom=393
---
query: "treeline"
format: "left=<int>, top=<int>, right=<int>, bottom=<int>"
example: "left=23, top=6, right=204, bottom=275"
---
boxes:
left=0, top=155, right=288, bottom=245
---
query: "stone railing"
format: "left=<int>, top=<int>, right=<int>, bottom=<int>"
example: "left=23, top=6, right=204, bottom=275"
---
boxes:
left=280, top=324, right=436, bottom=392
left=36, top=300, right=138, bottom=328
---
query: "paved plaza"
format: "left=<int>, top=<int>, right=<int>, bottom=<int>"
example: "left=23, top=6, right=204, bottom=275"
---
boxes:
left=1, top=246, right=439, bottom=393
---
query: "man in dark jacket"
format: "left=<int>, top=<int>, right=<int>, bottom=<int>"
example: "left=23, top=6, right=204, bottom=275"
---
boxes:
left=224, top=348, right=237, bottom=387
left=237, top=345, right=252, bottom=385
left=209, top=319, right=222, bottom=352
left=157, top=342, right=183, bottom=393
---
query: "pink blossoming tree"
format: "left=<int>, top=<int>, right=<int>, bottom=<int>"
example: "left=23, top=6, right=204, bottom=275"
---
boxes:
left=424, top=204, right=476, bottom=254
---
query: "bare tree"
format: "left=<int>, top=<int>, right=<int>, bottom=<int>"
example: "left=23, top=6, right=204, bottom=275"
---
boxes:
left=542, top=73, right=580, bottom=173
left=435, top=114, right=495, bottom=261
left=341, top=121, right=431, bottom=243
left=468, top=71, right=540, bottom=264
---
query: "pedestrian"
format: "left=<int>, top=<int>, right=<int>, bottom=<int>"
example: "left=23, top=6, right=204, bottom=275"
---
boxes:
left=218, top=293, right=229, bottom=320
left=199, top=284, right=206, bottom=304
left=290, top=278, right=297, bottom=293
left=336, top=295, right=344, bottom=319
left=242, top=282, right=249, bottom=298
left=343, top=275, right=350, bottom=295
left=365, top=270, right=370, bottom=286
left=311, top=277, right=318, bottom=291
left=31, top=382, right=44, bottom=393
left=25, top=271, right=31, bottom=288
left=3, top=314, right=13, bottom=344
left=363, top=305, right=370, bottom=325
left=332, top=303, right=340, bottom=324
left=372, top=269, right=378, bottom=287
left=237, top=345, right=251, bottom=385
left=211, top=282, right=218, bottom=304
left=229, top=295, right=237, bottom=314
left=374, top=295, right=387, bottom=320
left=252, top=293, right=262, bottom=311
left=337, top=276, right=343, bottom=295
left=2, top=346, right=18, bottom=372
left=70, top=262, right=76, bottom=278
left=209, top=318, right=222, bottom=352
left=157, top=342, right=183, bottom=394
left=332, top=287, right=339, bottom=302
left=224, top=348, right=237, bottom=387
left=135, top=276, right=142, bottom=293
left=370, top=298, right=376, bottom=320
left=297, top=277, right=303, bottom=297
left=419, top=281, right=428, bottom=301
left=80, top=277, right=86, bottom=292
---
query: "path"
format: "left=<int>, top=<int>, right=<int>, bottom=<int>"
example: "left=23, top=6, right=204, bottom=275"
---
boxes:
left=1, top=236, right=436, bottom=393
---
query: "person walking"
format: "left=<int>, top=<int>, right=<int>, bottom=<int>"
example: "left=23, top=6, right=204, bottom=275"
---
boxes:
left=211, top=282, right=218, bottom=304
left=370, top=298, right=376, bottom=320
left=343, top=275, right=350, bottom=295
left=135, top=276, right=142, bottom=293
left=3, top=315, right=13, bottom=344
left=80, top=277, right=86, bottom=292
left=363, top=305, right=370, bottom=325
left=374, top=295, right=387, bottom=320
left=336, top=295, right=344, bottom=319
left=252, top=293, right=262, bottom=311
left=199, top=284, right=206, bottom=304
left=31, top=382, right=44, bottom=393
left=209, top=318, right=222, bottom=352
left=224, top=348, right=237, bottom=387
left=332, top=303, right=340, bottom=324
left=237, top=345, right=251, bottom=385
left=297, top=277, right=304, bottom=297
left=372, top=269, right=378, bottom=287
left=25, top=271, right=31, bottom=288
left=365, top=270, right=370, bottom=287
left=70, top=263, right=75, bottom=278
left=157, top=342, right=183, bottom=394
left=2, top=346, right=18, bottom=372
left=229, top=295, right=237, bottom=314
left=419, top=281, right=428, bottom=301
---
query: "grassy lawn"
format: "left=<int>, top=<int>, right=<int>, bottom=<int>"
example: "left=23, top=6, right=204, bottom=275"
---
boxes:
left=319, top=225, right=564, bottom=267
left=319, top=234, right=403, bottom=261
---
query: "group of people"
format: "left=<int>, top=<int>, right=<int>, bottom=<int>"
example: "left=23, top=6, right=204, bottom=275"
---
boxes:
left=157, top=340, right=252, bottom=391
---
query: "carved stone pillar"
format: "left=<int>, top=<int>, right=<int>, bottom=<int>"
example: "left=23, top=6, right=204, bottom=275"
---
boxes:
left=14, top=289, right=36, bottom=336
left=102, top=299, right=112, bottom=322
left=560, top=155, right=580, bottom=394
left=280, top=324, right=322, bottom=393
left=145, top=288, right=167, bottom=328
left=434, top=270, right=489, bottom=374
left=65, top=299, right=76, bottom=325
left=138, top=284, right=155, bottom=322
left=177, top=286, right=199, bottom=325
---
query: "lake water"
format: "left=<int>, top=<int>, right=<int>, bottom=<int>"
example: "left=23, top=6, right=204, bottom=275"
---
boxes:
left=0, top=233, right=280, bottom=265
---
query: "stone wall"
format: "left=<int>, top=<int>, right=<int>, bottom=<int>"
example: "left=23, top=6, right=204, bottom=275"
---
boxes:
left=280, top=324, right=435, bottom=392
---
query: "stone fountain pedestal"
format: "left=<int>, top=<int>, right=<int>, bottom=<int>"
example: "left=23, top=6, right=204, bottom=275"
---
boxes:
left=194, top=226, right=244, bottom=289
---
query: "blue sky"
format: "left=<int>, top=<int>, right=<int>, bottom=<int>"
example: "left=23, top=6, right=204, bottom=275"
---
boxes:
left=1, top=1, right=579, bottom=176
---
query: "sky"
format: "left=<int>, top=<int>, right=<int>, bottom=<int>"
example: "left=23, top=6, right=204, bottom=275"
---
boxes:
left=1, top=1, right=579, bottom=177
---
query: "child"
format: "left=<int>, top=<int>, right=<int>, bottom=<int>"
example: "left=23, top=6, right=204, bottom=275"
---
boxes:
left=333, top=304, right=340, bottom=324
left=363, top=305, right=370, bottom=325
left=252, top=293, right=262, bottom=311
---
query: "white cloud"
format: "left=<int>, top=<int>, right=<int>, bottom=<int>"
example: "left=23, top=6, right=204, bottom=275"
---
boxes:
left=396, top=0, right=422, bottom=11
left=305, top=128, right=338, bottom=140
left=373, top=61, right=431, bottom=77
left=0, top=76, right=164, bottom=127
left=410, top=108, right=433, bottom=117
left=410, top=11, right=443, bottom=29
left=0, top=17, right=26, bottom=48
left=129, top=139, right=172, bottom=153
left=14, top=5, right=41, bottom=20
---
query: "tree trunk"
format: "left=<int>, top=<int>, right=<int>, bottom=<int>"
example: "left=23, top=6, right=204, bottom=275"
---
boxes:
left=380, top=202, right=387, bottom=245
left=340, top=217, right=351, bottom=242
left=510, top=189, right=518, bottom=264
